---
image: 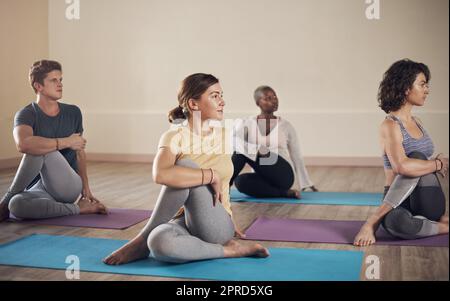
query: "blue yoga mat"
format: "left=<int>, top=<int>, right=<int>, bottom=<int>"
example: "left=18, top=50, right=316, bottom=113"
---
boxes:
left=230, top=188, right=383, bottom=206
left=0, top=234, right=363, bottom=281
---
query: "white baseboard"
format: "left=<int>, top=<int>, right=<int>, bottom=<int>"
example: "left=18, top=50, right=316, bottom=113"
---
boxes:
left=86, top=153, right=155, bottom=163
left=304, top=156, right=382, bottom=167
left=2, top=153, right=434, bottom=169
left=87, top=153, right=383, bottom=167
left=0, top=153, right=384, bottom=169
left=84, top=153, right=384, bottom=167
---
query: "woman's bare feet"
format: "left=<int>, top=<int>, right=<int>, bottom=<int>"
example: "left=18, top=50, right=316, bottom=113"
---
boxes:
left=103, top=235, right=150, bottom=265
left=302, top=186, right=319, bottom=192
left=0, top=202, right=10, bottom=222
left=223, top=240, right=270, bottom=258
left=354, top=223, right=377, bottom=247
left=286, top=189, right=301, bottom=199
left=77, top=197, right=108, bottom=215
left=439, top=215, right=449, bottom=224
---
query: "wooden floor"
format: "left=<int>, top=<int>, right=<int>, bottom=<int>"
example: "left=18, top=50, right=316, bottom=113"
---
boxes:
left=0, top=162, right=448, bottom=281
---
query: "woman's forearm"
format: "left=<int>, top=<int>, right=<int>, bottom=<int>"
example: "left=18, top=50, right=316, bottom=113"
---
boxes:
left=395, top=157, right=439, bottom=177
left=154, top=166, right=213, bottom=188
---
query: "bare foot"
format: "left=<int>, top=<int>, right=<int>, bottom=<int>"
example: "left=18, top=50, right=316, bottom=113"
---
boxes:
left=286, top=189, right=301, bottom=199
left=438, top=222, right=449, bottom=234
left=103, top=235, right=150, bottom=265
left=354, top=223, right=377, bottom=247
left=0, top=202, right=10, bottom=223
left=77, top=197, right=108, bottom=215
left=302, top=186, right=319, bottom=192
left=439, top=216, right=449, bottom=224
left=223, top=240, right=270, bottom=258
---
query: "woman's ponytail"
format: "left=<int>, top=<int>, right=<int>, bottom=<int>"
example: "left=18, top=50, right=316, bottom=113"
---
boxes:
left=168, top=105, right=186, bottom=124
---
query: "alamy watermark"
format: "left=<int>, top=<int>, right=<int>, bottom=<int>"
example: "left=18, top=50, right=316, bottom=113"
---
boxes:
left=65, top=255, right=81, bottom=280
left=365, top=0, right=380, bottom=20
left=65, top=0, right=379, bottom=21
left=365, top=255, right=381, bottom=280
left=65, top=0, right=80, bottom=20
left=169, top=112, right=280, bottom=166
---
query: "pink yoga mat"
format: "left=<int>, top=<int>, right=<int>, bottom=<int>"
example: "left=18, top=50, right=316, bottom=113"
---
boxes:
left=9, top=208, right=152, bottom=230
left=244, top=217, right=449, bottom=247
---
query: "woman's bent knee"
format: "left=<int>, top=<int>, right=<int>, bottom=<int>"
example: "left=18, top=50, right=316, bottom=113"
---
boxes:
left=382, top=208, right=423, bottom=239
left=147, top=224, right=181, bottom=262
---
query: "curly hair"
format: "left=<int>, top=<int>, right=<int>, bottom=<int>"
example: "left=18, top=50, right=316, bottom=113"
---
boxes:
left=378, top=59, right=430, bottom=113
left=253, top=85, right=275, bottom=104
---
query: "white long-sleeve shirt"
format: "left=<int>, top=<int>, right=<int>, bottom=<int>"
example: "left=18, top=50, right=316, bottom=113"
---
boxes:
left=232, top=116, right=314, bottom=190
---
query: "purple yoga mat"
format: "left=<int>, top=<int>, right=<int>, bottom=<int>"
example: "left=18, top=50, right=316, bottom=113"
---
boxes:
left=9, top=208, right=152, bottom=230
left=244, top=217, right=449, bottom=247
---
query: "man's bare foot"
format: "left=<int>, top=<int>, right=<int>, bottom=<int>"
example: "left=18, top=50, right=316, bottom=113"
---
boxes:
left=286, top=189, right=301, bottom=199
left=354, top=223, right=377, bottom=247
left=223, top=240, right=270, bottom=258
left=103, top=235, right=150, bottom=265
left=439, top=216, right=449, bottom=224
left=0, top=202, right=10, bottom=223
left=78, top=197, right=108, bottom=215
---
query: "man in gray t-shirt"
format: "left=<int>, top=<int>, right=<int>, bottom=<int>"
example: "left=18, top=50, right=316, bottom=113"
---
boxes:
left=0, top=60, right=107, bottom=222
left=14, top=102, right=84, bottom=189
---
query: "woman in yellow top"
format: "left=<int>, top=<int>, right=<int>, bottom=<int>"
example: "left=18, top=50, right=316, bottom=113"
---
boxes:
left=104, top=73, right=269, bottom=264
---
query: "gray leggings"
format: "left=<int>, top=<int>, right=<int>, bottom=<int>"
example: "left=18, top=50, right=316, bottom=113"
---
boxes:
left=4, top=152, right=82, bottom=219
left=139, top=159, right=235, bottom=263
left=381, top=151, right=445, bottom=239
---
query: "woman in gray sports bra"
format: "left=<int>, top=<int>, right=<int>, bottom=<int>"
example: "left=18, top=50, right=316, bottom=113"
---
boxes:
left=354, top=59, right=449, bottom=246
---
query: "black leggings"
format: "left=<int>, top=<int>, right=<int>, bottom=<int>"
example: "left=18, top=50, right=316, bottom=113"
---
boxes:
left=381, top=151, right=446, bottom=239
left=229, top=152, right=295, bottom=198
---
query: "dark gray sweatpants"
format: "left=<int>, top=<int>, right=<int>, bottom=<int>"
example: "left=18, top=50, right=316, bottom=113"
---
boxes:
left=382, top=152, right=445, bottom=239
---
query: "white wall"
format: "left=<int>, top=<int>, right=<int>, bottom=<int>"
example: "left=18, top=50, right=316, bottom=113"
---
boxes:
left=17, top=0, right=450, bottom=159
left=0, top=0, right=49, bottom=161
